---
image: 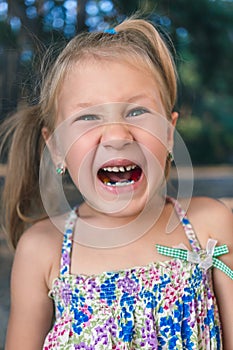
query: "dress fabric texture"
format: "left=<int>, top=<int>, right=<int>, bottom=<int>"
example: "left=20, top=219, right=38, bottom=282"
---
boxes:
left=43, top=198, right=223, bottom=349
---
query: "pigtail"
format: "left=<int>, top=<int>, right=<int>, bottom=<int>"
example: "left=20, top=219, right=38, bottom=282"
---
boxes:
left=0, top=106, right=47, bottom=249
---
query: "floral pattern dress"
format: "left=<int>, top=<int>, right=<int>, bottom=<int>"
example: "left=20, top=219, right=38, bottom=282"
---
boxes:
left=43, top=197, right=232, bottom=349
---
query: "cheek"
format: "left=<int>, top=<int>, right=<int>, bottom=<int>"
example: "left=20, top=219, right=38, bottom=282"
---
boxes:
left=145, top=138, right=167, bottom=183
left=66, top=139, right=90, bottom=169
left=149, top=139, right=167, bottom=165
left=65, top=131, right=100, bottom=179
left=65, top=142, right=91, bottom=192
left=54, top=119, right=101, bottom=158
left=65, top=145, right=82, bottom=171
left=134, top=128, right=168, bottom=167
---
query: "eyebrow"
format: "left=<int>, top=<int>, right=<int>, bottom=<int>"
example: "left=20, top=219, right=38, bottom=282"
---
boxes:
left=73, top=94, right=154, bottom=109
left=126, top=94, right=153, bottom=103
left=73, top=102, right=93, bottom=109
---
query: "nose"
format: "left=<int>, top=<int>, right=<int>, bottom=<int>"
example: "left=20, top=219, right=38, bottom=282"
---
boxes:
left=100, top=122, right=134, bottom=150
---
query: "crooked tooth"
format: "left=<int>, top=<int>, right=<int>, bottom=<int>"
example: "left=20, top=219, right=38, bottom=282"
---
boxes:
left=126, top=164, right=137, bottom=171
left=102, top=164, right=137, bottom=172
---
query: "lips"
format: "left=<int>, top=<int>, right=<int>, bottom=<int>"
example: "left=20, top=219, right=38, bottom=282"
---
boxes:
left=97, top=162, right=142, bottom=187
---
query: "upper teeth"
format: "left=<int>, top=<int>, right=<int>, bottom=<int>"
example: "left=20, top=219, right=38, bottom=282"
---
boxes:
left=102, top=165, right=137, bottom=173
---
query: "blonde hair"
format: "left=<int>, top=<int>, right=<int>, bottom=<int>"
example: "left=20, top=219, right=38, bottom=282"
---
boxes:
left=41, top=19, right=177, bottom=130
left=0, top=18, right=177, bottom=249
left=0, top=106, right=46, bottom=248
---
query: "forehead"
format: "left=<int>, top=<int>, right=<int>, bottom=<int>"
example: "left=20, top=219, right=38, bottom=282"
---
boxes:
left=58, top=57, right=163, bottom=109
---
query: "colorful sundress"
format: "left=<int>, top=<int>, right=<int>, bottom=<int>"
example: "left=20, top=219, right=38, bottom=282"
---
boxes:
left=43, top=197, right=233, bottom=349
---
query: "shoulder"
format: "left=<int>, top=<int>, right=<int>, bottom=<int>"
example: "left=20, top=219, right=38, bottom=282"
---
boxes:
left=188, top=196, right=232, bottom=230
left=14, top=215, right=66, bottom=288
left=17, top=217, right=63, bottom=256
left=179, top=197, right=232, bottom=247
left=6, top=217, right=64, bottom=348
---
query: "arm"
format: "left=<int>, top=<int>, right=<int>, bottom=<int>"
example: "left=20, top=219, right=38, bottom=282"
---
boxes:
left=5, top=227, right=54, bottom=350
left=211, top=203, right=233, bottom=350
left=188, top=197, right=233, bottom=349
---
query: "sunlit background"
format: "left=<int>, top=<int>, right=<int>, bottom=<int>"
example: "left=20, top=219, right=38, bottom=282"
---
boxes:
left=0, top=0, right=233, bottom=164
left=4, top=0, right=117, bottom=37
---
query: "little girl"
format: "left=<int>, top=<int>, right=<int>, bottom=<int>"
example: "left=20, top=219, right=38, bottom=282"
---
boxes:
left=2, top=18, right=233, bottom=350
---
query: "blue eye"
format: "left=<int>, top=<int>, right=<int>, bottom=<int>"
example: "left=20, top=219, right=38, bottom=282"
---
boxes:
left=76, top=114, right=100, bottom=121
left=127, top=108, right=149, bottom=117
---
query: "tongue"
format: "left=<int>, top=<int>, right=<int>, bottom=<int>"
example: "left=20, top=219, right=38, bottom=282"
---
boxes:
left=108, top=172, right=131, bottom=182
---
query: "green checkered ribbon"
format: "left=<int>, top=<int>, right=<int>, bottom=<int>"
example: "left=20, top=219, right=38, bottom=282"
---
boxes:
left=156, top=239, right=233, bottom=280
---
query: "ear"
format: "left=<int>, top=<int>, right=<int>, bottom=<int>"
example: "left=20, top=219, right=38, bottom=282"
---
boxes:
left=41, top=127, right=67, bottom=168
left=167, top=111, right=179, bottom=149
left=171, top=111, right=179, bottom=127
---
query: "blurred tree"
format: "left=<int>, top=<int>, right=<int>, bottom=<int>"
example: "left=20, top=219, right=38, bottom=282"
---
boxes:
left=0, top=0, right=232, bottom=164
left=166, top=0, right=233, bottom=164
left=140, top=0, right=233, bottom=164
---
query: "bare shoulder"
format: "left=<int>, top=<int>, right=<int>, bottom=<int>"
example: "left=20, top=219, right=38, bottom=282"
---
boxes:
left=18, top=216, right=63, bottom=249
left=15, top=215, right=66, bottom=288
left=6, top=216, right=67, bottom=349
left=177, top=197, right=233, bottom=346
left=179, top=196, right=233, bottom=248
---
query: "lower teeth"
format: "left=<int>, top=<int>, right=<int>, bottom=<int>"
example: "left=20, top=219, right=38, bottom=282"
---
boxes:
left=106, top=180, right=135, bottom=187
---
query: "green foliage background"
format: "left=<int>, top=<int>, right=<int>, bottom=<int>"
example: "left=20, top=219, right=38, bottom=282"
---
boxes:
left=0, top=0, right=233, bottom=164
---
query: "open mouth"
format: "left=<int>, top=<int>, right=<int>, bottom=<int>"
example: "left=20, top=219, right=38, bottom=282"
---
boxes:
left=97, top=164, right=142, bottom=187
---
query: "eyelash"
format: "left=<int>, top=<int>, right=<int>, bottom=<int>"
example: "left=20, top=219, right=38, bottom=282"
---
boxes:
left=127, top=107, right=149, bottom=117
left=75, top=107, right=149, bottom=122
left=76, top=114, right=100, bottom=121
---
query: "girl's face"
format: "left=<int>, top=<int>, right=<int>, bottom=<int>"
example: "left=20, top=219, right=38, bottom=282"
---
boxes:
left=51, top=59, right=177, bottom=221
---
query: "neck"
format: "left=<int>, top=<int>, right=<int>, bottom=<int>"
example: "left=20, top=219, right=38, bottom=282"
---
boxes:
left=74, top=194, right=167, bottom=248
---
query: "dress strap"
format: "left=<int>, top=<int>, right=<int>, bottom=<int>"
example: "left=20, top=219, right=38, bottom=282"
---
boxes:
left=157, top=197, right=233, bottom=280
left=60, top=208, right=78, bottom=277
left=167, top=197, right=201, bottom=252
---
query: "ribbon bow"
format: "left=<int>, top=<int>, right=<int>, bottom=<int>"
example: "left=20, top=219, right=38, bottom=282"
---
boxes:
left=187, top=239, right=216, bottom=270
left=156, top=239, right=233, bottom=280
